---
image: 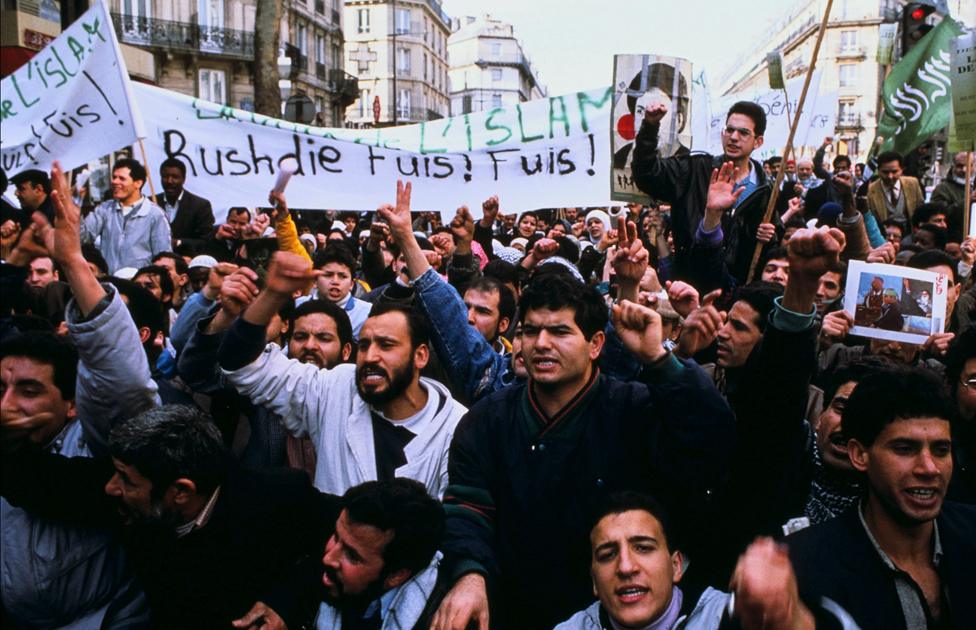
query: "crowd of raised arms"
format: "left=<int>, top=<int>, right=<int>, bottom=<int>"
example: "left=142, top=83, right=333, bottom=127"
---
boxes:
left=0, top=99, right=974, bottom=630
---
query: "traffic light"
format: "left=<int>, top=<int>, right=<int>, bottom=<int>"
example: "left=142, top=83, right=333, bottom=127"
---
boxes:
left=901, top=3, right=935, bottom=54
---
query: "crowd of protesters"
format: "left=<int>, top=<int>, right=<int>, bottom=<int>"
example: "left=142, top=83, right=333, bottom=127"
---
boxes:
left=0, top=98, right=973, bottom=630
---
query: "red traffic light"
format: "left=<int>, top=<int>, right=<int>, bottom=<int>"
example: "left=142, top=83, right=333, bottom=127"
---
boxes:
left=910, top=7, right=926, bottom=20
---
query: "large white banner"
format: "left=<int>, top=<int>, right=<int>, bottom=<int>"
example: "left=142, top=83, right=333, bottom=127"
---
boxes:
left=134, top=82, right=614, bottom=215
left=707, top=71, right=836, bottom=159
left=0, top=0, right=143, bottom=176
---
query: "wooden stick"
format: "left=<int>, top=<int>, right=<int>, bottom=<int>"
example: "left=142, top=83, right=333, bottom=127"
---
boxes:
left=782, top=88, right=796, bottom=165
left=965, top=150, right=974, bottom=239
left=746, top=0, right=834, bottom=283
left=137, top=139, right=158, bottom=202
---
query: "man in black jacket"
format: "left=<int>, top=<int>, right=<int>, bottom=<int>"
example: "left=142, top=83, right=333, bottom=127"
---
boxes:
left=1, top=405, right=339, bottom=629
left=154, top=157, right=215, bottom=249
left=431, top=270, right=736, bottom=629
left=10, top=169, right=55, bottom=224
left=787, top=368, right=976, bottom=629
left=632, top=101, right=775, bottom=284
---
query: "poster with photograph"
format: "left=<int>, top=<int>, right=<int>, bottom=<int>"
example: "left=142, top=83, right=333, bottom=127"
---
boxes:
left=843, top=261, right=948, bottom=344
left=611, top=54, right=692, bottom=203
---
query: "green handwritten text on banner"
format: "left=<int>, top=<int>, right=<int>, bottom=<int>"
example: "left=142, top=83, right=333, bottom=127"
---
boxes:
left=136, top=83, right=614, bottom=215
left=0, top=1, right=143, bottom=176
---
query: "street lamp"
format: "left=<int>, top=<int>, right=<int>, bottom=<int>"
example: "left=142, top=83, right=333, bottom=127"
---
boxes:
left=278, top=50, right=293, bottom=115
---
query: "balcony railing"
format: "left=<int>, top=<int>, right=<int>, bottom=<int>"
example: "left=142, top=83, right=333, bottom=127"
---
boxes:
left=837, top=113, right=861, bottom=127
left=330, top=68, right=359, bottom=106
left=424, top=0, right=451, bottom=27
left=836, top=45, right=865, bottom=57
left=111, top=13, right=253, bottom=61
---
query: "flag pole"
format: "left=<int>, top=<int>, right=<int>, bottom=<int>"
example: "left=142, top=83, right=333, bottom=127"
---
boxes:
left=137, top=139, right=158, bottom=202
left=747, top=0, right=834, bottom=283
left=782, top=88, right=796, bottom=166
left=965, top=149, right=974, bottom=239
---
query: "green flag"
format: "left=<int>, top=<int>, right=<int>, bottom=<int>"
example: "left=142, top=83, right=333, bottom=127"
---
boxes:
left=876, top=17, right=963, bottom=156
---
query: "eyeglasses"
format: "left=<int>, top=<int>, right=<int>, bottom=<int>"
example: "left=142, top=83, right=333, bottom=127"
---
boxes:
left=723, top=126, right=755, bottom=138
left=961, top=377, right=976, bottom=391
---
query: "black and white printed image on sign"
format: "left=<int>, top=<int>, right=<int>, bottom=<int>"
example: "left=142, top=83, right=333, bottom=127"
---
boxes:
left=843, top=260, right=948, bottom=345
left=610, top=54, right=692, bottom=203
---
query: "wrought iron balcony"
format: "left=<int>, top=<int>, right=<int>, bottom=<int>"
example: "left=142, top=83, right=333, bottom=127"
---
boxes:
left=837, top=113, right=862, bottom=127
left=330, top=68, right=359, bottom=107
left=836, top=46, right=866, bottom=58
left=111, top=12, right=254, bottom=61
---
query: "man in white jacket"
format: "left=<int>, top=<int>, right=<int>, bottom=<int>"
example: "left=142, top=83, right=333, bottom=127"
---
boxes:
left=218, top=251, right=466, bottom=498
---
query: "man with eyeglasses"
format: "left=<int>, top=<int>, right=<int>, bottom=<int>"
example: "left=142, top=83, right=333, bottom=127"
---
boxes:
left=945, top=328, right=975, bottom=503
left=631, top=100, right=776, bottom=284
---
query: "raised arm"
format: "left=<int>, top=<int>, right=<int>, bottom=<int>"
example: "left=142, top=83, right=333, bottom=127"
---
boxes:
left=631, top=103, right=692, bottom=203
left=268, top=191, right=312, bottom=265
left=170, top=262, right=237, bottom=354
left=47, top=162, right=159, bottom=455
left=729, top=227, right=847, bottom=538
left=178, top=266, right=258, bottom=392
left=383, top=193, right=510, bottom=402
left=218, top=252, right=332, bottom=440
left=812, top=139, right=831, bottom=181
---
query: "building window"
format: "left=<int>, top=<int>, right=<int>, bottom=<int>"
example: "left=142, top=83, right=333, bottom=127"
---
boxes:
left=199, top=0, right=223, bottom=28
left=396, top=8, right=410, bottom=35
left=397, top=47, right=411, bottom=74
left=316, top=96, right=325, bottom=124
left=332, top=43, right=341, bottom=70
left=838, top=100, right=857, bottom=125
left=490, top=42, right=502, bottom=58
left=492, top=93, right=503, bottom=108
left=839, top=30, right=857, bottom=53
left=315, top=33, right=325, bottom=65
left=199, top=68, right=226, bottom=104
left=123, top=0, right=152, bottom=18
left=297, top=22, right=307, bottom=55
left=838, top=64, right=857, bottom=87
left=398, top=89, right=411, bottom=119
left=359, top=88, right=370, bottom=119
left=491, top=68, right=502, bottom=81
left=358, top=8, right=370, bottom=33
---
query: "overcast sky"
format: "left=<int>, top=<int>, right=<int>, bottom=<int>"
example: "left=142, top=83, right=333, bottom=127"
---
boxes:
left=442, top=0, right=791, bottom=95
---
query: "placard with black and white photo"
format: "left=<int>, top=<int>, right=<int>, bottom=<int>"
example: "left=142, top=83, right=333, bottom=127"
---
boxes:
left=843, top=260, right=948, bottom=345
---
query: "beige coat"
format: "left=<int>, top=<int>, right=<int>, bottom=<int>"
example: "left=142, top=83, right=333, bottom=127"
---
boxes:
left=867, top=176, right=923, bottom=223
